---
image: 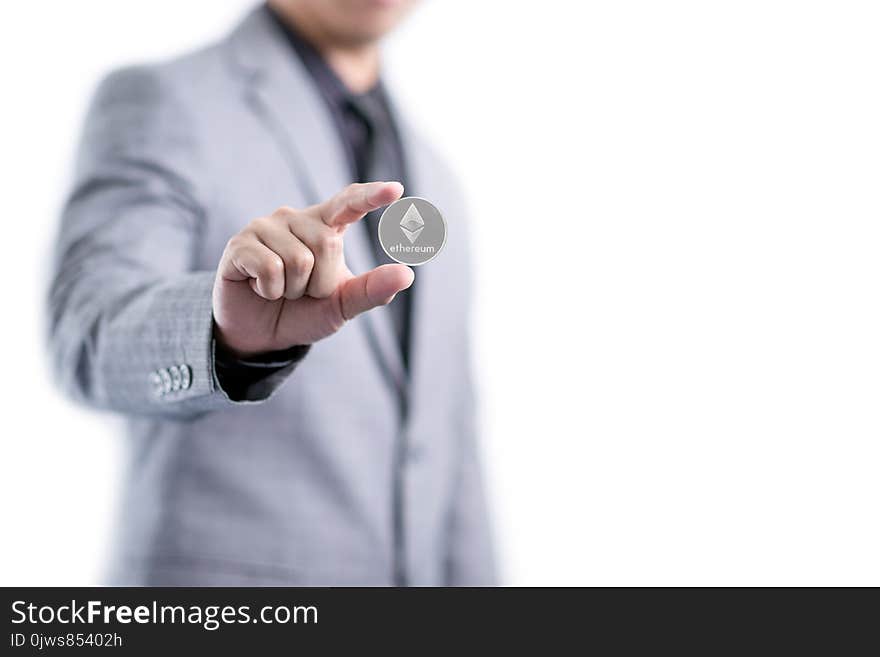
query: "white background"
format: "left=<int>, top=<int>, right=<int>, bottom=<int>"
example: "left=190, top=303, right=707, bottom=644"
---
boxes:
left=1, top=1, right=878, bottom=586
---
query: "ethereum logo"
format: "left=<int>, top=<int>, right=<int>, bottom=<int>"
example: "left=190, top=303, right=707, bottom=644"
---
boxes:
left=398, top=203, right=425, bottom=244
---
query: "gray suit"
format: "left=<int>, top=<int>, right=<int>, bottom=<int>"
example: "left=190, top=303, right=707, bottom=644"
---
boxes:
left=48, top=6, right=496, bottom=586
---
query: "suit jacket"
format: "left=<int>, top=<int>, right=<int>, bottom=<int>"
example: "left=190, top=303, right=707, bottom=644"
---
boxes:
left=48, top=5, right=496, bottom=586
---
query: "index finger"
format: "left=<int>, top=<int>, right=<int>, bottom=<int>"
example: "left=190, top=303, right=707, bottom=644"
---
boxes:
left=316, top=181, right=404, bottom=229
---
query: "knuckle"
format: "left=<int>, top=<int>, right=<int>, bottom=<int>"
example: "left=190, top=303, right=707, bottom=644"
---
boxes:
left=249, top=216, right=272, bottom=233
left=272, top=205, right=296, bottom=220
left=343, top=183, right=364, bottom=204
left=288, top=248, right=315, bottom=277
left=315, top=233, right=342, bottom=256
left=226, top=234, right=254, bottom=260
left=259, top=254, right=284, bottom=277
left=225, top=234, right=243, bottom=254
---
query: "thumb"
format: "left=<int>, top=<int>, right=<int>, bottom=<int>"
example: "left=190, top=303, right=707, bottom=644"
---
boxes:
left=338, top=264, right=415, bottom=320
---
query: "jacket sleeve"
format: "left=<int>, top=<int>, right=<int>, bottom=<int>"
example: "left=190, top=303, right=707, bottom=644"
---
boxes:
left=48, top=66, right=302, bottom=418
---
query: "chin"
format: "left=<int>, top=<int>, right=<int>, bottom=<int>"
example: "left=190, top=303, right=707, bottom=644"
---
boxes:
left=335, top=0, right=415, bottom=43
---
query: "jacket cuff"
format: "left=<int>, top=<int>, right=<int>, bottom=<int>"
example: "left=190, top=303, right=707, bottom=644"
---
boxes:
left=142, top=272, right=304, bottom=413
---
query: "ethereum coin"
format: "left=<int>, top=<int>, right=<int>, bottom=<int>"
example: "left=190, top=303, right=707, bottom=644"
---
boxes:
left=377, top=197, right=447, bottom=266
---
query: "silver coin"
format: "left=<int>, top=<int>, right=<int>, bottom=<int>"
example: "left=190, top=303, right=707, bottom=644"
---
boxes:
left=377, top=197, right=447, bottom=266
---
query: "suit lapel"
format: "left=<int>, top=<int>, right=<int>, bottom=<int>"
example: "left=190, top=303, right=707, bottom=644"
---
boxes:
left=227, top=7, right=407, bottom=401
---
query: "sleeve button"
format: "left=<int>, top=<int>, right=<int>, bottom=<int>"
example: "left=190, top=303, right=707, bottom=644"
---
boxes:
left=179, top=364, right=192, bottom=390
left=169, top=365, right=182, bottom=391
left=149, top=371, right=163, bottom=396
left=159, top=368, right=173, bottom=394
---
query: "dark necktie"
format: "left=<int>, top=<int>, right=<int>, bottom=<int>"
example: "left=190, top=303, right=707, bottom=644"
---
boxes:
left=347, top=90, right=413, bottom=367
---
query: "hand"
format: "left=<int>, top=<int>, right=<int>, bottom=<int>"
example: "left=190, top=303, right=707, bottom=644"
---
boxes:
left=212, top=181, right=414, bottom=358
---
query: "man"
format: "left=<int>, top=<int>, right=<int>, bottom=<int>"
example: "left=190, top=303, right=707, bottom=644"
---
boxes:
left=48, top=0, right=496, bottom=586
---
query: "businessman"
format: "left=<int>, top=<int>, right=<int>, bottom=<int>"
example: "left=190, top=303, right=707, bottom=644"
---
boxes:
left=49, top=1, right=496, bottom=586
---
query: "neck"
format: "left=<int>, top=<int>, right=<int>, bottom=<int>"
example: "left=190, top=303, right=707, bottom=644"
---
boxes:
left=269, top=2, right=381, bottom=94
left=323, top=47, right=381, bottom=94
